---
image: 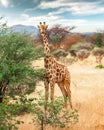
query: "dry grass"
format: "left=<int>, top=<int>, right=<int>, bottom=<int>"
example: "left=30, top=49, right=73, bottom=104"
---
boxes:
left=18, top=55, right=104, bottom=130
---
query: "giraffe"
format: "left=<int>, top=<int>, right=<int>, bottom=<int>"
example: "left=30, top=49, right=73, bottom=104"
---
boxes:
left=38, top=22, right=72, bottom=108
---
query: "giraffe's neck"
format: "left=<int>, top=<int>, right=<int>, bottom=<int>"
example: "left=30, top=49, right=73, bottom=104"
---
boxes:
left=41, top=33, right=50, bottom=55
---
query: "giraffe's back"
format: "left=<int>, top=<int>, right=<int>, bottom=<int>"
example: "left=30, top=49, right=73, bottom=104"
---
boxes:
left=44, top=55, right=70, bottom=83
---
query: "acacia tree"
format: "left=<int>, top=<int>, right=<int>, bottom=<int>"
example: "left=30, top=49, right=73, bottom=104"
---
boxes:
left=47, top=24, right=74, bottom=43
left=0, top=19, right=44, bottom=102
left=38, top=24, right=75, bottom=49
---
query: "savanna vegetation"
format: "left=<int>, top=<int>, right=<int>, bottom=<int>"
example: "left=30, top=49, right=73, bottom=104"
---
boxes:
left=0, top=16, right=104, bottom=130
left=0, top=17, right=79, bottom=130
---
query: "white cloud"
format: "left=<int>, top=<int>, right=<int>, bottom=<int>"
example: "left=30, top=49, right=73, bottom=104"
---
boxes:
left=39, top=0, right=104, bottom=15
left=20, top=14, right=30, bottom=19
left=38, top=0, right=66, bottom=9
left=0, top=0, right=10, bottom=8
left=24, top=7, right=37, bottom=13
left=69, top=1, right=104, bottom=15
left=20, top=13, right=60, bottom=26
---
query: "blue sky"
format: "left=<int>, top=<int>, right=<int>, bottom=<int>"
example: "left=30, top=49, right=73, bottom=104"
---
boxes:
left=0, top=0, right=104, bottom=32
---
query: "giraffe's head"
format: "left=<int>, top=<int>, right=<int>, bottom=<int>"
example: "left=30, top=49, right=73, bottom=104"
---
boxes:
left=38, top=22, right=48, bottom=34
left=38, top=22, right=50, bottom=54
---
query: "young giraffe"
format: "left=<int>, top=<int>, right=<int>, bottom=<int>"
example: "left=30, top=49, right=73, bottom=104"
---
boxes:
left=38, top=22, right=72, bottom=108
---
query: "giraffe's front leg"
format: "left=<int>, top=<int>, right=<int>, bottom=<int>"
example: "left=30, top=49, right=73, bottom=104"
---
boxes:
left=44, top=79, right=49, bottom=110
left=44, top=79, right=49, bottom=102
left=50, top=80, right=55, bottom=102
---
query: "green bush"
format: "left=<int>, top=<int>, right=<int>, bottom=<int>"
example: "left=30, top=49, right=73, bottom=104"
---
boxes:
left=69, top=42, right=83, bottom=57
left=94, top=33, right=103, bottom=47
left=52, top=49, right=68, bottom=59
left=92, top=47, right=104, bottom=64
left=96, top=64, right=104, bottom=69
left=0, top=99, right=24, bottom=130
left=32, top=92, right=79, bottom=130
left=0, top=92, right=78, bottom=130
left=76, top=49, right=90, bottom=60
left=92, top=47, right=104, bottom=56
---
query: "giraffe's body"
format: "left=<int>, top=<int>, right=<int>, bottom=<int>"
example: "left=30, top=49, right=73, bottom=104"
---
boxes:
left=38, top=22, right=72, bottom=108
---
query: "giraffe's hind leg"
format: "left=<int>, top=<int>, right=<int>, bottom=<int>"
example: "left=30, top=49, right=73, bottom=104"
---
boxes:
left=64, top=80, right=72, bottom=109
left=57, top=82, right=68, bottom=108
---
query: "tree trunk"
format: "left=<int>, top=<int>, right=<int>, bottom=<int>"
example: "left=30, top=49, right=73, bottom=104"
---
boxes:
left=0, top=80, right=9, bottom=103
left=40, top=116, right=44, bottom=130
left=0, top=83, right=4, bottom=103
left=0, top=93, right=3, bottom=103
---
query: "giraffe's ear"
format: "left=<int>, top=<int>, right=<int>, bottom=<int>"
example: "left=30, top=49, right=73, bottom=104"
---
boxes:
left=46, top=25, right=48, bottom=29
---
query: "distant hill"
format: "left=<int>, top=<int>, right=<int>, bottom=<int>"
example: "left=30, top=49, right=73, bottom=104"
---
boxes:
left=82, top=32, right=95, bottom=35
left=8, top=25, right=95, bottom=36
left=9, top=24, right=39, bottom=35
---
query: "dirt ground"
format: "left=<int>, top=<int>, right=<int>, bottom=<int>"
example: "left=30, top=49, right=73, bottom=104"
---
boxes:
left=18, top=55, right=104, bottom=130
